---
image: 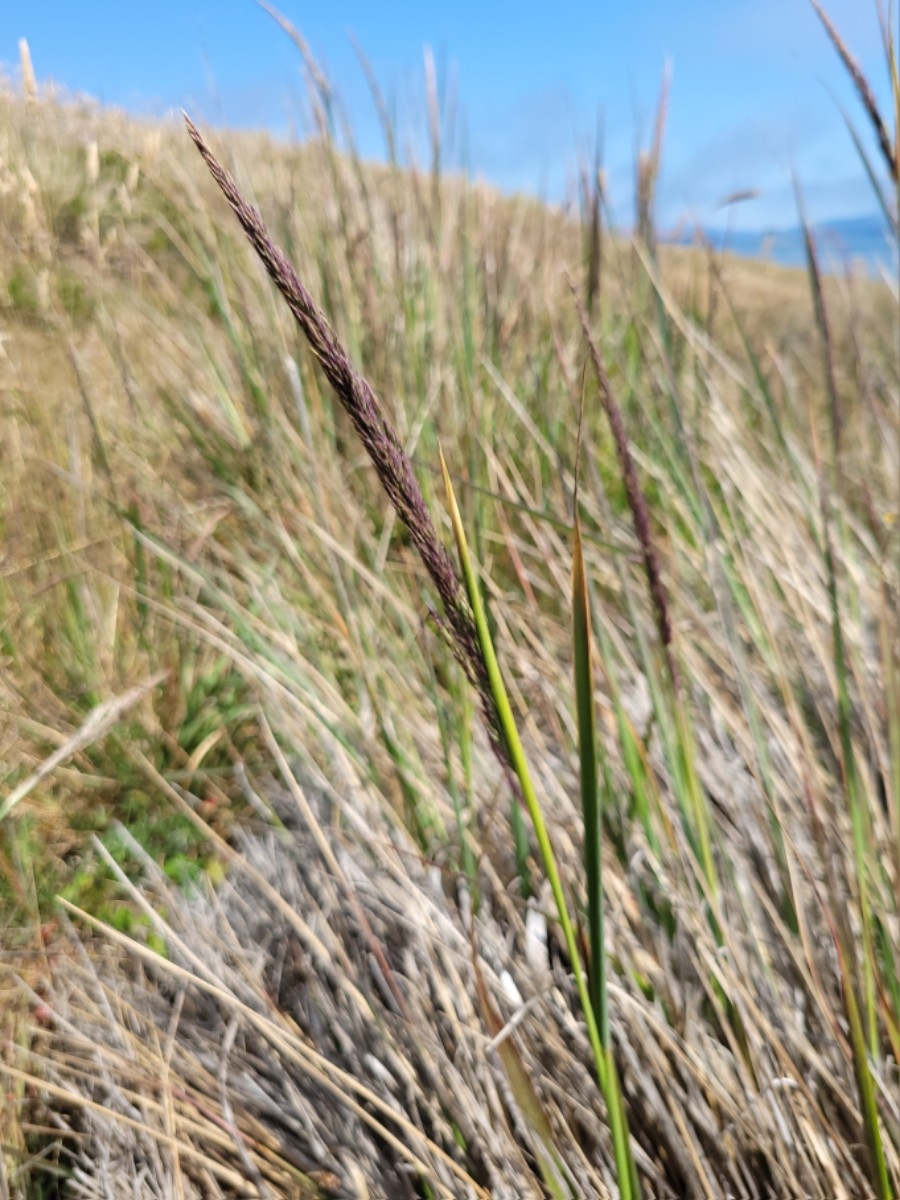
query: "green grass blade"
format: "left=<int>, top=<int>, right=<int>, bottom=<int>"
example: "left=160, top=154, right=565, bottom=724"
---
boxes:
left=440, top=446, right=640, bottom=1200
left=572, top=514, right=608, bottom=1049
left=838, top=931, right=895, bottom=1199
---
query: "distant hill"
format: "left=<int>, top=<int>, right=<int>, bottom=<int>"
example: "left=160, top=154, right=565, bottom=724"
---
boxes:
left=666, top=212, right=896, bottom=275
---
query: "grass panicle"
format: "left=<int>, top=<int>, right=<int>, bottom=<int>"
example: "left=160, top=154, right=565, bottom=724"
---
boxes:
left=573, top=287, right=679, bottom=697
left=811, top=0, right=898, bottom=183
left=184, top=114, right=505, bottom=758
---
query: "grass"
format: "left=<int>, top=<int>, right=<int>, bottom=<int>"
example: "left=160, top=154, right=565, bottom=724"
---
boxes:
left=0, top=5, right=898, bottom=1196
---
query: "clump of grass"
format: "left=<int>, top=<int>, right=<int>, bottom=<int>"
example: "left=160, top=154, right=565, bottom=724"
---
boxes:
left=186, top=112, right=641, bottom=1195
left=1, top=2, right=898, bottom=1197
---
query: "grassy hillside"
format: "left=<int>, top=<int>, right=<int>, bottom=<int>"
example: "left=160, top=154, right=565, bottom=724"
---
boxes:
left=0, top=13, right=898, bottom=1197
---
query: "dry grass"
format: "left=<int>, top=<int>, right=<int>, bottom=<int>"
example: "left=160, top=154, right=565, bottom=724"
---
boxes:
left=0, top=14, right=898, bottom=1197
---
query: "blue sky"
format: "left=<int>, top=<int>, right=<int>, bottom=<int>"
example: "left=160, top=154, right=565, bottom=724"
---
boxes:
left=1, top=1, right=892, bottom=232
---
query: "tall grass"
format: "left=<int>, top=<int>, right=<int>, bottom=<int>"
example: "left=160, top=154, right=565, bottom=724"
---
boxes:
left=0, top=5, right=898, bottom=1197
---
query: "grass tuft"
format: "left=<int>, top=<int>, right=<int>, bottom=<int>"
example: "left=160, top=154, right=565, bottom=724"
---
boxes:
left=1, top=4, right=898, bottom=1195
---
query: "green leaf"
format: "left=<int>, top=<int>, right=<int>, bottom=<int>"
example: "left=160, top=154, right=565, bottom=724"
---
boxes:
left=572, top=514, right=608, bottom=1049
left=440, top=445, right=640, bottom=1200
